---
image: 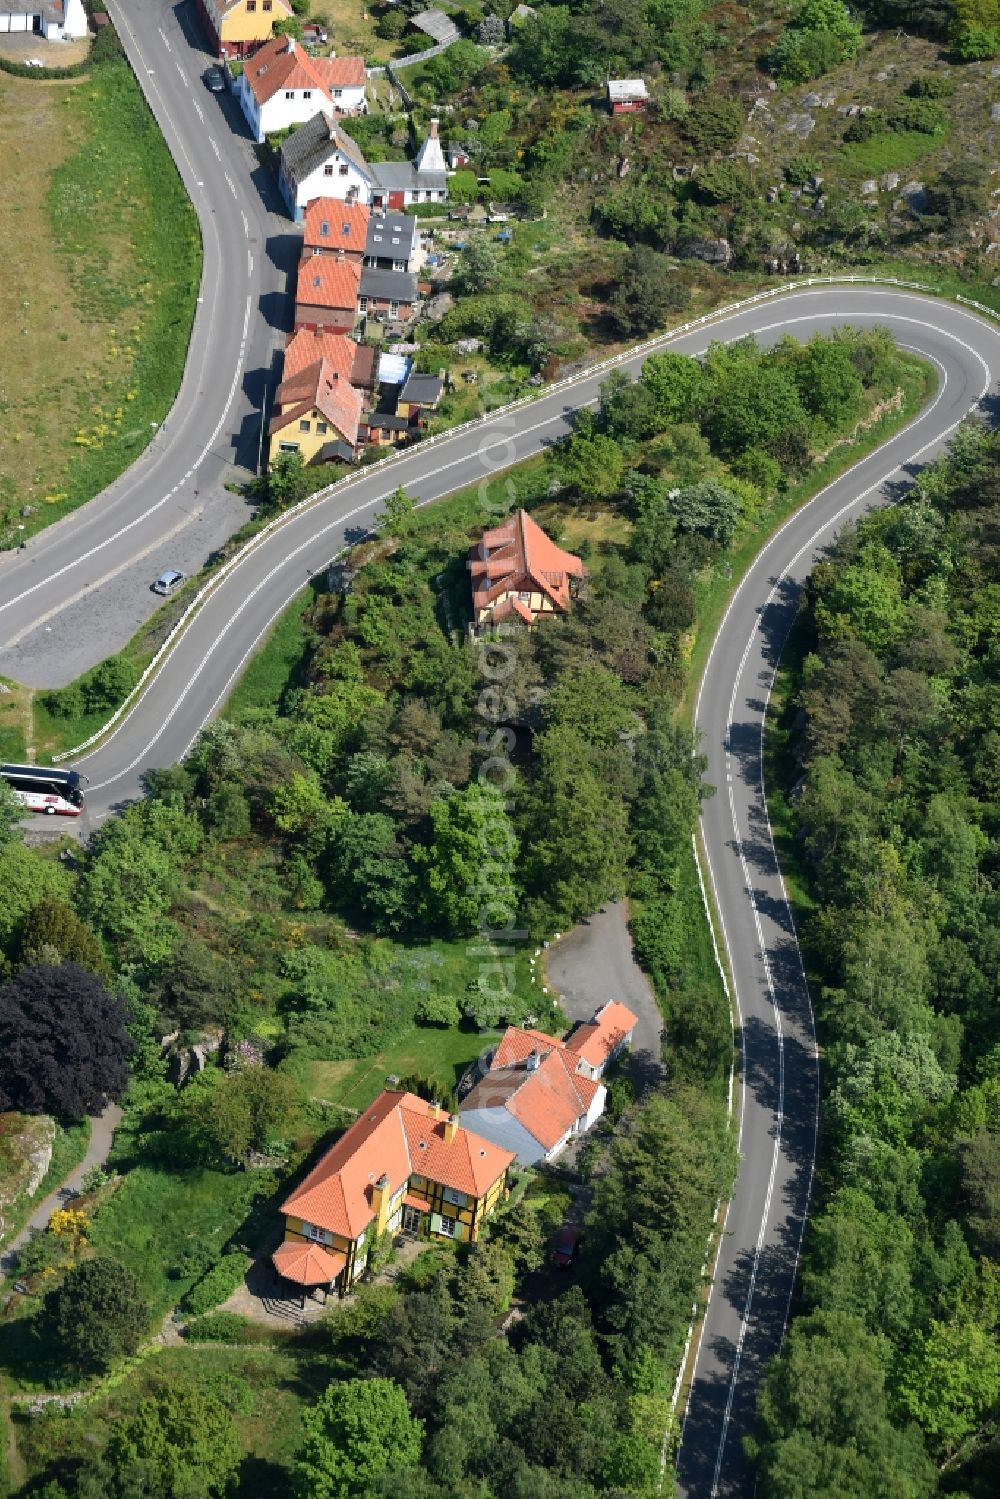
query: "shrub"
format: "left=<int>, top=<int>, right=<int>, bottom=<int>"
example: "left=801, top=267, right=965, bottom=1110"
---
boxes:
left=844, top=110, right=885, bottom=143
left=183, top=1311, right=255, bottom=1343
left=906, top=73, right=955, bottom=98
left=180, top=1251, right=250, bottom=1316
left=682, top=94, right=744, bottom=154
left=887, top=97, right=948, bottom=134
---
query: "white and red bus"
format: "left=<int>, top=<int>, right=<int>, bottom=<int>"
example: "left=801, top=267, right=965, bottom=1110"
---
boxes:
left=1, top=763, right=86, bottom=817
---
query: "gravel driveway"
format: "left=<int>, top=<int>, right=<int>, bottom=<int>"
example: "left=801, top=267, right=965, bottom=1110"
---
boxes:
left=545, top=901, right=663, bottom=1092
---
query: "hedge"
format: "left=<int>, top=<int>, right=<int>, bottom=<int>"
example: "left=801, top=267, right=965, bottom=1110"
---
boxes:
left=179, top=1252, right=251, bottom=1317
left=182, top=1311, right=257, bottom=1344
left=0, top=23, right=122, bottom=78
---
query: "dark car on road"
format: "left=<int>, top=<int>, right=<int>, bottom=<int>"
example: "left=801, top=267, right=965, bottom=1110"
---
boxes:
left=551, top=1224, right=582, bottom=1269
left=203, top=65, right=227, bottom=93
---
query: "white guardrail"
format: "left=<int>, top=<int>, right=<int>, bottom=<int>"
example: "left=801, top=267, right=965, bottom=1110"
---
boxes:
left=52, top=273, right=1000, bottom=765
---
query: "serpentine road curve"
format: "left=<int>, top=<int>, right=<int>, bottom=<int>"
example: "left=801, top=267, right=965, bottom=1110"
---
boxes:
left=65, top=289, right=1000, bottom=1499
left=3, top=17, right=999, bottom=1489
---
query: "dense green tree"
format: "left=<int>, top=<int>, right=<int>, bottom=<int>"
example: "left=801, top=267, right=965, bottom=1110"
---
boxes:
left=97, top=1381, right=241, bottom=1498
left=266, top=450, right=315, bottom=510
left=608, top=246, right=691, bottom=338
left=682, top=93, right=744, bottom=153
left=14, top=896, right=107, bottom=976
left=894, top=1317, right=1000, bottom=1461
left=554, top=430, right=626, bottom=497
left=293, top=1376, right=423, bottom=1499
left=668, top=479, right=743, bottom=547
left=416, top=783, right=519, bottom=937
left=754, top=1310, right=936, bottom=1497
left=182, top=1064, right=301, bottom=1166
left=0, top=775, right=21, bottom=847
left=794, top=334, right=865, bottom=427
left=328, top=812, right=416, bottom=933
left=639, top=350, right=704, bottom=426
left=0, top=840, right=72, bottom=954
left=46, top=1257, right=149, bottom=1372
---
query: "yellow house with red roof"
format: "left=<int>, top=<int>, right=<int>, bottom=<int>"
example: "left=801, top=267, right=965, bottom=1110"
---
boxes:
left=196, top=0, right=294, bottom=58
left=273, top=1090, right=514, bottom=1297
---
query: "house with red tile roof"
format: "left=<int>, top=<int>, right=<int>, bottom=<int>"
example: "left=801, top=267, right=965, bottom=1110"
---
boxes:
left=458, top=1004, right=637, bottom=1165
left=273, top=1091, right=514, bottom=1296
left=564, top=1000, right=638, bottom=1081
left=268, top=354, right=364, bottom=467
left=281, top=327, right=361, bottom=387
left=294, top=252, right=361, bottom=333
left=469, top=509, right=586, bottom=630
left=302, top=199, right=370, bottom=262
left=235, top=35, right=366, bottom=143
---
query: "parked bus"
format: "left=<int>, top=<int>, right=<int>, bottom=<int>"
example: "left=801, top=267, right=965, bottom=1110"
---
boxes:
left=0, top=763, right=86, bottom=817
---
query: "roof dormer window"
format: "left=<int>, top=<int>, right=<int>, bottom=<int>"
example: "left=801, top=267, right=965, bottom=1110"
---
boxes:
left=320, top=221, right=329, bottom=236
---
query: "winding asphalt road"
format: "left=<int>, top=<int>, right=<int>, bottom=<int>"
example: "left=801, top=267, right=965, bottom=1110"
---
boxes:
left=0, top=0, right=298, bottom=687
left=2, top=12, right=1000, bottom=1495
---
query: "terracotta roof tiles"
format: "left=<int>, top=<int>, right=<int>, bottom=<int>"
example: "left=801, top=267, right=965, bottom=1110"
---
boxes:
left=280, top=1091, right=513, bottom=1241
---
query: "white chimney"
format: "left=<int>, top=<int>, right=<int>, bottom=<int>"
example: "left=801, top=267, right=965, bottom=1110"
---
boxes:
left=429, top=117, right=439, bottom=139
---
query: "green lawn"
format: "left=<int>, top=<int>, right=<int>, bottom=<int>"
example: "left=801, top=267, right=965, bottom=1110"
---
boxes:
left=306, top=1023, right=502, bottom=1113
left=224, top=590, right=317, bottom=722
left=840, top=128, right=943, bottom=176
left=87, top=1167, right=272, bottom=1321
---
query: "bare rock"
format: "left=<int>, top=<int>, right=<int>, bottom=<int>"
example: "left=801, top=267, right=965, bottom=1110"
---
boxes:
left=881, top=171, right=901, bottom=191
left=681, top=237, right=733, bottom=268
left=991, top=103, right=1000, bottom=123
left=861, top=178, right=879, bottom=196
left=802, top=92, right=822, bottom=108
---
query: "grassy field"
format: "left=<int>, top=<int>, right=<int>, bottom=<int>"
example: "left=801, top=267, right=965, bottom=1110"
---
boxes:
left=305, top=1023, right=502, bottom=1113
left=0, top=58, right=200, bottom=550
left=87, top=1167, right=271, bottom=1321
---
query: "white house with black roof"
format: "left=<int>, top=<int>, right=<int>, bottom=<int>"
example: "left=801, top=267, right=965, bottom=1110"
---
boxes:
left=278, top=112, right=448, bottom=221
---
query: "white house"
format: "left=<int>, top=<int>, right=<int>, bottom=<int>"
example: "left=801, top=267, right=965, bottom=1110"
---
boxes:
left=0, top=0, right=87, bottom=38
left=236, top=34, right=366, bottom=145
left=279, top=114, right=448, bottom=220
left=459, top=1024, right=613, bottom=1167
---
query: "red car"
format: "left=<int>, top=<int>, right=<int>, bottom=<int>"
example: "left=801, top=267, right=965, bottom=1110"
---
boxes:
left=551, top=1224, right=582, bottom=1269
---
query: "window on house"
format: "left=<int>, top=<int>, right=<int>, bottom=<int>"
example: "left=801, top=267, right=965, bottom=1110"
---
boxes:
left=339, top=164, right=349, bottom=176
left=301, top=1221, right=332, bottom=1244
left=299, top=419, right=311, bottom=432
left=303, top=89, right=312, bottom=99
left=442, top=1186, right=468, bottom=1208
left=358, top=296, right=368, bottom=312
left=437, top=1214, right=457, bottom=1237
left=519, top=591, right=531, bottom=602
left=246, top=1, right=256, bottom=10
left=342, top=222, right=350, bottom=235
left=324, top=164, right=334, bottom=177
left=393, top=260, right=405, bottom=271
left=263, top=0, right=272, bottom=8
left=278, top=441, right=299, bottom=452
left=285, top=91, right=294, bottom=100
left=334, top=88, right=342, bottom=98
left=389, top=301, right=399, bottom=317
left=315, top=421, right=328, bottom=434
left=320, top=221, right=329, bottom=236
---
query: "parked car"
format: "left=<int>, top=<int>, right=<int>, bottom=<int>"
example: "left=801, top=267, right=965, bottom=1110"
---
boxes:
left=551, top=1224, right=582, bottom=1269
left=203, top=65, right=227, bottom=93
left=151, top=569, right=187, bottom=597
left=26, top=58, right=44, bottom=68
